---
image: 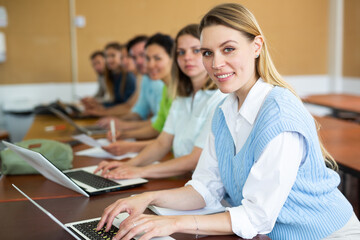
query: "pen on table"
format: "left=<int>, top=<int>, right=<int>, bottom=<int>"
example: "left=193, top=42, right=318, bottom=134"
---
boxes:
left=45, top=124, right=66, bottom=132
left=110, top=119, right=116, bottom=143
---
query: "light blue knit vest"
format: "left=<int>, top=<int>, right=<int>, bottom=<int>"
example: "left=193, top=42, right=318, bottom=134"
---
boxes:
left=212, top=87, right=353, bottom=239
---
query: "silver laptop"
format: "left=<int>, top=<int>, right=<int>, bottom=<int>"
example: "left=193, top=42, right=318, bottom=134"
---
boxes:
left=12, top=184, right=174, bottom=240
left=3, top=141, right=148, bottom=197
left=49, top=107, right=107, bottom=135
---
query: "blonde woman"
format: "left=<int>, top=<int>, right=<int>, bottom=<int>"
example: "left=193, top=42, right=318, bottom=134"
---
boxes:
left=96, top=4, right=359, bottom=240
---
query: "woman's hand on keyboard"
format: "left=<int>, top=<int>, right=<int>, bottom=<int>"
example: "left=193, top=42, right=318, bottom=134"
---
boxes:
left=115, top=214, right=178, bottom=240
left=97, top=192, right=153, bottom=233
left=93, top=161, right=128, bottom=176
left=102, top=165, right=144, bottom=179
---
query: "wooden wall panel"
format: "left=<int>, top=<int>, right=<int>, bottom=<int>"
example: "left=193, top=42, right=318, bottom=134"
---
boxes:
left=0, top=0, right=334, bottom=85
left=343, top=0, right=360, bottom=77
left=0, top=0, right=71, bottom=84
left=76, top=0, right=330, bottom=82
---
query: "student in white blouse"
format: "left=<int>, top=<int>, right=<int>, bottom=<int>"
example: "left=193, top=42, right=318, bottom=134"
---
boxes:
left=96, top=4, right=360, bottom=240
left=94, top=24, right=226, bottom=180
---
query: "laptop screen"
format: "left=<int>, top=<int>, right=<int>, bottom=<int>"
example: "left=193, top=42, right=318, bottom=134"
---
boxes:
left=12, top=184, right=82, bottom=240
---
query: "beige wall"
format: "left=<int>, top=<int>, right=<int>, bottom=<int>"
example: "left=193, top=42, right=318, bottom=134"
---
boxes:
left=343, top=0, right=360, bottom=77
left=0, top=0, right=357, bottom=85
left=0, top=0, right=72, bottom=84
left=76, top=0, right=330, bottom=82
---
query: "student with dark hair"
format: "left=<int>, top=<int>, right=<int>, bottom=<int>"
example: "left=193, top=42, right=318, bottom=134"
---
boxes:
left=95, top=32, right=175, bottom=158
left=82, top=42, right=137, bottom=116
left=89, top=50, right=106, bottom=101
left=97, top=34, right=174, bottom=150
left=96, top=35, right=165, bottom=154
left=95, top=26, right=226, bottom=184
left=126, top=35, right=149, bottom=74
left=120, top=46, right=136, bottom=74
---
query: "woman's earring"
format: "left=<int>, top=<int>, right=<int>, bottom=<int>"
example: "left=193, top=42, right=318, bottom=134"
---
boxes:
left=256, top=54, right=260, bottom=58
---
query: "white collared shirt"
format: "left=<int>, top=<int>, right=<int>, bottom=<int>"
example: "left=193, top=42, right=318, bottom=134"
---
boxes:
left=163, top=89, right=226, bottom=158
left=186, top=79, right=305, bottom=238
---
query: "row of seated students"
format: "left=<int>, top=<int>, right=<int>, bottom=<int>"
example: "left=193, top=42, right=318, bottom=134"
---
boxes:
left=83, top=42, right=139, bottom=115
left=77, top=3, right=360, bottom=239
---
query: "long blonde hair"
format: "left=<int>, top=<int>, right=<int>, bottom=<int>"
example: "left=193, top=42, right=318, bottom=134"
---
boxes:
left=200, top=3, right=337, bottom=170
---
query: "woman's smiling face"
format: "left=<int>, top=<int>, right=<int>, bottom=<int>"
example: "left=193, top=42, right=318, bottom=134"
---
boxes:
left=200, top=24, right=261, bottom=95
left=105, top=47, right=121, bottom=71
left=145, top=44, right=172, bottom=81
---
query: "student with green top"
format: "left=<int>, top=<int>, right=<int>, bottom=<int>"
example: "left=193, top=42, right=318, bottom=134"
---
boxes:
left=96, top=25, right=226, bottom=181
left=96, top=36, right=166, bottom=156
left=100, top=33, right=174, bottom=156
left=97, top=36, right=164, bottom=130
left=151, top=84, right=172, bottom=132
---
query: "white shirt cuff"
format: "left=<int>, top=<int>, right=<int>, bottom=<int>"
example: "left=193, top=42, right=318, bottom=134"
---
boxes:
left=185, top=180, right=223, bottom=209
left=226, top=206, right=258, bottom=239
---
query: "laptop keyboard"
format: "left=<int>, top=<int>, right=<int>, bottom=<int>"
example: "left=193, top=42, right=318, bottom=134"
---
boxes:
left=72, top=220, right=136, bottom=240
left=65, top=170, right=120, bottom=189
left=73, top=220, right=119, bottom=240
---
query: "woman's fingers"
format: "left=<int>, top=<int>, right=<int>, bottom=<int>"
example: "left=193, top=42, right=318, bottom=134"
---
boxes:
left=115, top=215, right=176, bottom=240
left=93, top=160, right=110, bottom=174
left=96, top=201, right=118, bottom=231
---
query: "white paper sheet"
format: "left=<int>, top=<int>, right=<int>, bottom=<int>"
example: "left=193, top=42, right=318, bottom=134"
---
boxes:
left=72, top=134, right=110, bottom=147
left=73, top=134, right=137, bottom=160
left=75, top=147, right=137, bottom=160
left=148, top=205, right=225, bottom=216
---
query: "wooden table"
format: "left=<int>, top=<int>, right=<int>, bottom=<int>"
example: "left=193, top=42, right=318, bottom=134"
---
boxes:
left=303, top=93, right=360, bottom=116
left=0, top=162, right=269, bottom=240
left=24, top=115, right=105, bottom=142
left=316, top=116, right=360, bottom=215
left=0, top=192, right=269, bottom=240
left=1, top=115, right=270, bottom=240
left=316, top=116, right=360, bottom=176
left=0, top=170, right=269, bottom=240
left=0, top=144, right=187, bottom=202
